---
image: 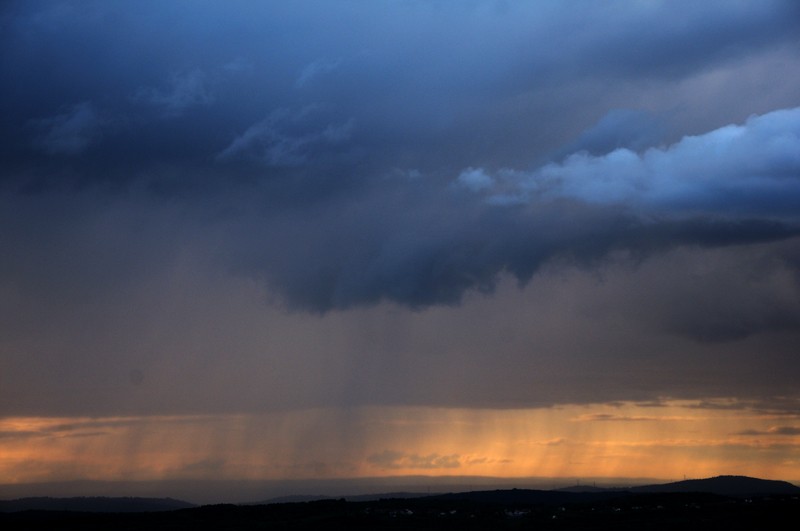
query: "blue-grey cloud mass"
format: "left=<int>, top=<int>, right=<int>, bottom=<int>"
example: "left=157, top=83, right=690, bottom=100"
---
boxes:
left=1, top=0, right=800, bottom=416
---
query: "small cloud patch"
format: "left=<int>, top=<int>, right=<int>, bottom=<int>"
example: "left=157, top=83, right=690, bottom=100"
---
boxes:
left=367, top=450, right=461, bottom=470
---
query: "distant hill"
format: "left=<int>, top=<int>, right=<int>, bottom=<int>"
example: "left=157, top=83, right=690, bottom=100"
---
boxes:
left=345, top=491, right=436, bottom=502
left=250, top=491, right=434, bottom=504
left=631, top=475, right=800, bottom=497
left=2, top=475, right=796, bottom=514
left=556, top=485, right=619, bottom=493
left=418, top=475, right=800, bottom=506
left=2, top=480, right=800, bottom=530
left=0, top=496, right=195, bottom=513
left=428, top=487, right=624, bottom=506
left=246, top=494, right=333, bottom=504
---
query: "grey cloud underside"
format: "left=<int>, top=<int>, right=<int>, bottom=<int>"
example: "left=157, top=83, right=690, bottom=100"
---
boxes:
left=2, top=1, right=800, bottom=415
left=224, top=104, right=800, bottom=312
left=2, top=0, right=799, bottom=314
left=231, top=192, right=799, bottom=312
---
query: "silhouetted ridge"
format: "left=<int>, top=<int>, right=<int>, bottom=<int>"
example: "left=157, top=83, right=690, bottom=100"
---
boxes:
left=413, top=475, right=800, bottom=505
left=428, top=488, right=626, bottom=505
left=3, top=479, right=800, bottom=530
left=631, top=475, right=800, bottom=497
left=0, top=496, right=195, bottom=513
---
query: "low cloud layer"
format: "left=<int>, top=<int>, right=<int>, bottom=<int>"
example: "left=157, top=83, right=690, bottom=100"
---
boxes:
left=467, top=107, right=800, bottom=218
left=367, top=450, right=462, bottom=470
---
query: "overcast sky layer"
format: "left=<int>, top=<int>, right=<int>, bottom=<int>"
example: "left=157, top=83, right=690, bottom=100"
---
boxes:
left=2, top=1, right=800, bottom=488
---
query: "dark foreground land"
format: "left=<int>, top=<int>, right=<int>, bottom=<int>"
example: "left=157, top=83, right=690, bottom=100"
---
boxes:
left=2, top=491, right=799, bottom=530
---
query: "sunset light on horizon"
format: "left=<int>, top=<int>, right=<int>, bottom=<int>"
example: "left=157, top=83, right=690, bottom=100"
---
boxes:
left=2, top=398, right=800, bottom=491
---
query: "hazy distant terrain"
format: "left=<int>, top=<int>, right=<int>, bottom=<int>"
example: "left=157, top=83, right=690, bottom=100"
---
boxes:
left=0, top=496, right=194, bottom=513
left=2, top=476, right=798, bottom=529
left=0, top=476, right=662, bottom=505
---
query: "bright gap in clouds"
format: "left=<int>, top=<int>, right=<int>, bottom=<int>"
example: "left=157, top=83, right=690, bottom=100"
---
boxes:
left=1, top=400, right=798, bottom=500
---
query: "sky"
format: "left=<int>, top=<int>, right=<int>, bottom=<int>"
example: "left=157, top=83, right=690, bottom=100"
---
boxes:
left=2, top=0, right=800, bottom=500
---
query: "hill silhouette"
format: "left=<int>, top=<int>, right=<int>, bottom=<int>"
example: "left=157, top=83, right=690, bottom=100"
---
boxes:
left=428, top=487, right=621, bottom=505
left=0, top=496, right=194, bottom=513
left=631, top=475, right=800, bottom=497
left=2, top=475, right=799, bottom=530
left=402, top=475, right=800, bottom=507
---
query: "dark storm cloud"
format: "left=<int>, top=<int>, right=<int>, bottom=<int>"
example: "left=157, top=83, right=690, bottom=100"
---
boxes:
left=217, top=105, right=800, bottom=313
left=227, top=178, right=799, bottom=312
left=134, top=69, right=215, bottom=116
left=30, top=101, right=105, bottom=155
left=2, top=0, right=800, bottom=313
left=3, top=1, right=799, bottom=179
left=216, top=106, right=355, bottom=168
left=2, top=1, right=800, bottom=416
left=3, top=0, right=799, bottom=266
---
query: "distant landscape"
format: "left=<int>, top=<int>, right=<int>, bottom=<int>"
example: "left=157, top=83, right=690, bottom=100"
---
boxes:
left=2, top=476, right=798, bottom=530
left=0, top=475, right=666, bottom=506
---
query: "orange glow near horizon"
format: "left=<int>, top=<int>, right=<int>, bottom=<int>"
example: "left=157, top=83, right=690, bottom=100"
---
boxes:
left=2, top=400, right=799, bottom=486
